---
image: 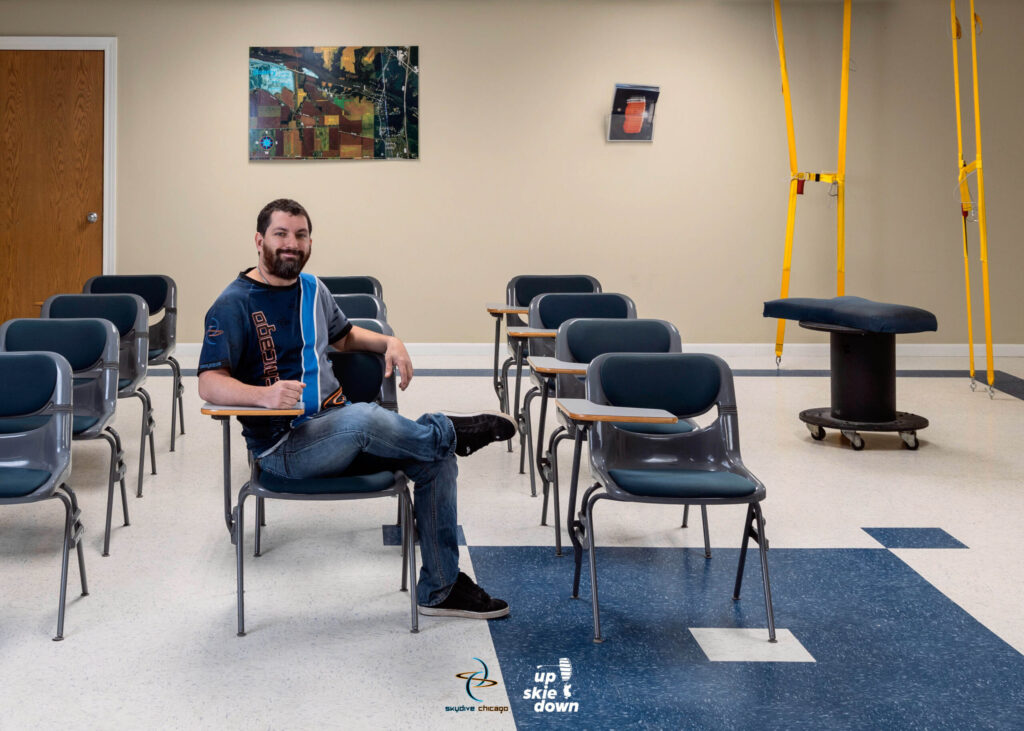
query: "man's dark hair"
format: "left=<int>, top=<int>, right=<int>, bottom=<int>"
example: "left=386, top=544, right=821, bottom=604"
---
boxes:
left=256, top=198, right=312, bottom=236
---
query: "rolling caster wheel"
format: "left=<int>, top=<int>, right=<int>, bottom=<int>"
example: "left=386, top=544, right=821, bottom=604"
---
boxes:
left=806, top=423, right=826, bottom=441
left=900, top=431, right=919, bottom=450
left=841, top=430, right=864, bottom=451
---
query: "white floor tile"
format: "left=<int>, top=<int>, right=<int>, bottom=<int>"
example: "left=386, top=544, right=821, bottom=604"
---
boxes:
left=690, top=628, right=815, bottom=662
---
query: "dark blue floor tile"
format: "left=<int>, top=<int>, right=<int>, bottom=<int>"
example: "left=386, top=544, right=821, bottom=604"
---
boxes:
left=862, top=527, right=968, bottom=549
left=470, top=546, right=1022, bottom=729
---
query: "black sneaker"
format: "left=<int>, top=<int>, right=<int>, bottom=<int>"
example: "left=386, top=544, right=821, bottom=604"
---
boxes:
left=444, top=411, right=517, bottom=457
left=418, top=572, right=510, bottom=619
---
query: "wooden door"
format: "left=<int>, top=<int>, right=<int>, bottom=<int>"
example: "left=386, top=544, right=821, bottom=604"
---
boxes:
left=0, top=50, right=104, bottom=322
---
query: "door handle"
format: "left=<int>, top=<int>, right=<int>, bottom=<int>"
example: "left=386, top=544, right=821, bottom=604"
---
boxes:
left=87, top=212, right=99, bottom=223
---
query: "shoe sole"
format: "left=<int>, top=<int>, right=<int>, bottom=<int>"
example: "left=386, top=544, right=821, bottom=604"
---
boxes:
left=418, top=605, right=511, bottom=619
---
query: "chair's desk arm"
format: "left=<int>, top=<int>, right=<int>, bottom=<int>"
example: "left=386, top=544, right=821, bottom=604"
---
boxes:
left=201, top=403, right=304, bottom=417
left=486, top=302, right=528, bottom=315
left=507, top=327, right=556, bottom=339
left=527, top=356, right=586, bottom=375
left=555, top=399, right=677, bottom=424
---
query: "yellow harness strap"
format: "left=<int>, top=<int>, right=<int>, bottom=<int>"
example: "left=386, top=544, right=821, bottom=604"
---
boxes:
left=772, top=0, right=852, bottom=363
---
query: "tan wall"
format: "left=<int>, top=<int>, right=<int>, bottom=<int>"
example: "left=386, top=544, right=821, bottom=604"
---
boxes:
left=3, top=0, right=1021, bottom=343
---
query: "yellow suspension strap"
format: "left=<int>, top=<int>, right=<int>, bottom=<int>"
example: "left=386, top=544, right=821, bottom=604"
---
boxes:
left=950, top=2, right=976, bottom=385
left=952, top=0, right=995, bottom=395
left=836, top=0, right=852, bottom=297
left=771, top=0, right=853, bottom=365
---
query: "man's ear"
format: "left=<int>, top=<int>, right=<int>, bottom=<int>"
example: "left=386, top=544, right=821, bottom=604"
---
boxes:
left=254, top=231, right=264, bottom=251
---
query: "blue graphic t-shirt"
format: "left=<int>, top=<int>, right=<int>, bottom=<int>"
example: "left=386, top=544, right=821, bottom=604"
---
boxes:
left=199, top=269, right=352, bottom=453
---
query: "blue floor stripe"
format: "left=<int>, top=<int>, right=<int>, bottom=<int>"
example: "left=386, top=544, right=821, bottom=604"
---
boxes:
left=471, top=545, right=1024, bottom=729
left=863, top=527, right=968, bottom=549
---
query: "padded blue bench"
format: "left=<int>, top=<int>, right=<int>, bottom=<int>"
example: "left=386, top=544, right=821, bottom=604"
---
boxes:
left=763, top=296, right=938, bottom=450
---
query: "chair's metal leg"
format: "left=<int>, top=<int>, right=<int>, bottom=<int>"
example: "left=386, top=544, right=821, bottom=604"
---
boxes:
left=258, top=496, right=267, bottom=526
left=753, top=504, right=777, bottom=642
left=534, top=382, right=551, bottom=504
left=169, top=358, right=184, bottom=451
left=681, top=504, right=689, bottom=528
left=98, top=430, right=125, bottom=557
left=129, top=392, right=147, bottom=497
left=513, top=341, right=525, bottom=464
left=701, top=506, right=711, bottom=559
left=139, top=387, right=157, bottom=476
left=500, top=356, right=515, bottom=451
left=584, top=495, right=604, bottom=643
left=733, top=505, right=754, bottom=600
left=236, top=490, right=247, bottom=637
left=53, top=491, right=73, bottom=641
left=406, top=494, right=419, bottom=633
left=567, top=428, right=588, bottom=598
left=106, top=427, right=129, bottom=524
left=522, top=387, right=539, bottom=493
left=250, top=507, right=260, bottom=556
left=217, top=417, right=235, bottom=538
left=399, top=493, right=407, bottom=589
left=172, top=357, right=185, bottom=438
left=549, top=430, right=570, bottom=558
left=491, top=315, right=504, bottom=409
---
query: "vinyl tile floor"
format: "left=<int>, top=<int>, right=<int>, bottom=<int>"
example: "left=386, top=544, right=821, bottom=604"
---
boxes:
left=1, top=353, right=1022, bottom=729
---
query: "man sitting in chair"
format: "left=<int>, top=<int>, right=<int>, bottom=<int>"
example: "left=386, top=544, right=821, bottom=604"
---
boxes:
left=198, top=198, right=514, bottom=619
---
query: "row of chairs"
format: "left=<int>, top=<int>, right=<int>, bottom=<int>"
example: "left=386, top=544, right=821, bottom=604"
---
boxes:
left=492, top=275, right=776, bottom=643
left=0, top=275, right=182, bottom=640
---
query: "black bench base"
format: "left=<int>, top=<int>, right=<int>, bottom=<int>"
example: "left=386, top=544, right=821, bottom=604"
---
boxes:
left=799, top=408, right=927, bottom=450
left=799, top=322, right=928, bottom=451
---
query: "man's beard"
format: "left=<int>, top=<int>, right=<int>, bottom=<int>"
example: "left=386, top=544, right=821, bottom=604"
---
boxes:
left=262, top=247, right=309, bottom=279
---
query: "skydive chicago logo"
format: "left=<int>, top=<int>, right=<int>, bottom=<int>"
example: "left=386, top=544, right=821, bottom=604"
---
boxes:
left=456, top=657, right=498, bottom=701
left=444, top=658, right=509, bottom=715
left=525, top=657, right=579, bottom=713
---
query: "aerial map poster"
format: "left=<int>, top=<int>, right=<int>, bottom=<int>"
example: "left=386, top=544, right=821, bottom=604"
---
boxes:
left=249, top=46, right=419, bottom=160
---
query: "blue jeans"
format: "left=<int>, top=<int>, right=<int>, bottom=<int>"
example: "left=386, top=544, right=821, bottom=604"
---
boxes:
left=258, top=402, right=460, bottom=606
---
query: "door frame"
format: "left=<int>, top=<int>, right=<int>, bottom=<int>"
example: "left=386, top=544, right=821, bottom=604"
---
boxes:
left=0, top=36, right=117, bottom=274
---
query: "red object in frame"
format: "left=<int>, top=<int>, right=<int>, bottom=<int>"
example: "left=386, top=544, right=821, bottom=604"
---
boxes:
left=623, top=97, right=646, bottom=134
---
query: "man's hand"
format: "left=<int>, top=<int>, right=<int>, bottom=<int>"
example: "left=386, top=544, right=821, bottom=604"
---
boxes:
left=261, top=380, right=306, bottom=409
left=384, top=336, right=414, bottom=391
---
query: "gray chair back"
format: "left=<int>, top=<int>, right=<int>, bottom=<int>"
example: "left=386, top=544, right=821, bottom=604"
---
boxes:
left=505, top=274, right=601, bottom=329
left=528, top=292, right=636, bottom=358
left=42, top=293, right=149, bottom=395
left=586, top=353, right=742, bottom=473
left=333, top=294, right=387, bottom=321
left=320, top=275, right=383, bottom=298
left=0, top=352, right=72, bottom=502
left=84, top=275, right=177, bottom=364
left=554, top=318, right=680, bottom=399
left=0, top=318, right=119, bottom=440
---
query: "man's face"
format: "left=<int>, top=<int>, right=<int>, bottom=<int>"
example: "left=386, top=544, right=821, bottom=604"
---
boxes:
left=255, top=210, right=312, bottom=280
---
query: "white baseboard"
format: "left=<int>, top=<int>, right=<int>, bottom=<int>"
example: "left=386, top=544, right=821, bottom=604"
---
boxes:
left=173, top=341, right=1024, bottom=370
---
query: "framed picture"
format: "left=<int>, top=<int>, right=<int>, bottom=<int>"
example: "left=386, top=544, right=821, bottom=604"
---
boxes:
left=249, top=46, right=418, bottom=160
left=608, top=84, right=659, bottom=142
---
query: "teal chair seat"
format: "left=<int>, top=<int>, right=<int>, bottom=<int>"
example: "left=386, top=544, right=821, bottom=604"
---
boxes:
left=73, top=416, right=100, bottom=435
left=608, top=468, right=757, bottom=499
left=148, top=347, right=166, bottom=359
left=258, top=470, right=399, bottom=495
left=0, top=468, right=52, bottom=497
